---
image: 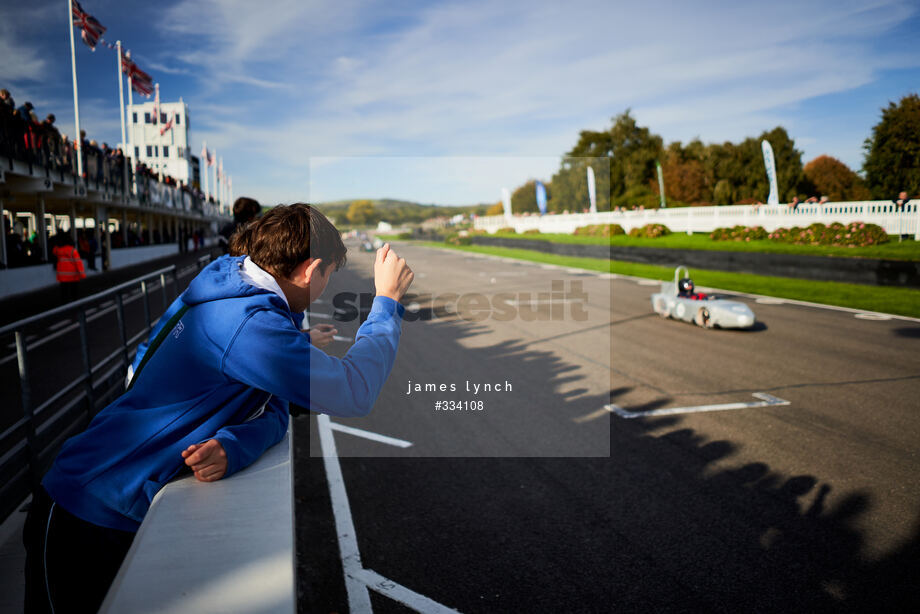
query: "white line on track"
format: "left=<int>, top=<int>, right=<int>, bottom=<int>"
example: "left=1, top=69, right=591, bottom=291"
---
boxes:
left=328, top=421, right=413, bottom=447
left=637, top=279, right=660, bottom=286
left=604, top=392, right=790, bottom=419
left=854, top=313, right=892, bottom=321
left=317, top=414, right=459, bottom=613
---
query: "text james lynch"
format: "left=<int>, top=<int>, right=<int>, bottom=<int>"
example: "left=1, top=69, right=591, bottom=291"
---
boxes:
left=407, top=380, right=513, bottom=395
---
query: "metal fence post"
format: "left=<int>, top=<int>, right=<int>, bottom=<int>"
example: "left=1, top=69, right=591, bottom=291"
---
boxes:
left=77, top=309, right=96, bottom=418
left=141, top=280, right=152, bottom=333
left=115, top=292, right=129, bottom=370
left=160, top=272, right=168, bottom=313
left=15, top=330, right=41, bottom=488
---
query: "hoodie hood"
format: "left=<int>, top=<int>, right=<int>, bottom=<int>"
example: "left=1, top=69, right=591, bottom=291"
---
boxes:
left=183, top=255, right=279, bottom=307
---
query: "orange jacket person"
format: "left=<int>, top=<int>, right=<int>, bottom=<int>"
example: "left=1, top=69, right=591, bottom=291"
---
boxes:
left=52, top=235, right=86, bottom=304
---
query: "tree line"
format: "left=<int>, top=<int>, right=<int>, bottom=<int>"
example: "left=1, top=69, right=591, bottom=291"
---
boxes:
left=494, top=94, right=919, bottom=214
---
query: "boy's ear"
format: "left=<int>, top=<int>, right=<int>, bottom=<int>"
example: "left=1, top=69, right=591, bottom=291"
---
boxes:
left=300, top=258, right=323, bottom=283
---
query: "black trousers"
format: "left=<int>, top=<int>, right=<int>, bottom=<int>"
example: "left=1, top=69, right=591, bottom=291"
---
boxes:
left=23, top=487, right=136, bottom=614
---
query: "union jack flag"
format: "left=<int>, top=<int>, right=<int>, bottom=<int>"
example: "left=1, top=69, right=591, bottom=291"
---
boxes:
left=160, top=117, right=174, bottom=136
left=200, top=145, right=215, bottom=167
left=122, top=52, right=154, bottom=96
left=72, top=1, right=106, bottom=50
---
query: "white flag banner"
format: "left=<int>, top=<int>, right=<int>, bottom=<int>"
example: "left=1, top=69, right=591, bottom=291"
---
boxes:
left=762, top=140, right=779, bottom=205
left=587, top=166, right=597, bottom=213
left=501, top=187, right=512, bottom=220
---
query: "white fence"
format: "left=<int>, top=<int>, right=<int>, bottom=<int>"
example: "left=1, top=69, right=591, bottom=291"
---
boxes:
left=474, top=200, right=920, bottom=240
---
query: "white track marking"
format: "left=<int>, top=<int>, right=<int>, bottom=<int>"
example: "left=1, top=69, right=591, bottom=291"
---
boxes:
left=637, top=279, right=660, bottom=286
left=503, top=298, right=583, bottom=305
left=755, top=298, right=785, bottom=304
left=356, top=569, right=461, bottom=614
left=318, top=414, right=460, bottom=614
left=854, top=313, right=892, bottom=321
left=318, top=414, right=374, bottom=612
left=607, top=393, right=790, bottom=419
left=328, top=422, right=413, bottom=448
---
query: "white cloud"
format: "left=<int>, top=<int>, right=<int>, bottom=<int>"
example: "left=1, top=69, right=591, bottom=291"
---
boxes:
left=148, top=0, right=919, bottom=203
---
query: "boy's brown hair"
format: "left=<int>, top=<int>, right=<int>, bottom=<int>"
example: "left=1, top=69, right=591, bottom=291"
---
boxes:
left=229, top=203, right=347, bottom=277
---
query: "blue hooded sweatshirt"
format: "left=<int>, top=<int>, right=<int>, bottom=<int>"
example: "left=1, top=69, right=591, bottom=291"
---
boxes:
left=43, top=255, right=405, bottom=532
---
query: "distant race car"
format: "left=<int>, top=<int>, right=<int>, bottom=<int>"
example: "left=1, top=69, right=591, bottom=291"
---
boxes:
left=651, top=266, right=756, bottom=329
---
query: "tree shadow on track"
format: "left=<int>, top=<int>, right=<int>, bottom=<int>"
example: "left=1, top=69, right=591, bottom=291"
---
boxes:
left=295, top=268, right=919, bottom=614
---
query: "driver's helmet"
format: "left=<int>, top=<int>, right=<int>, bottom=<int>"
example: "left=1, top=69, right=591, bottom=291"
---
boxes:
left=678, top=277, right=695, bottom=294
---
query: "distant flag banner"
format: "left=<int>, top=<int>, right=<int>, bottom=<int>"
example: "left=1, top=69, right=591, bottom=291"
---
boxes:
left=501, top=187, right=512, bottom=220
left=587, top=165, right=597, bottom=213
left=656, top=160, right=666, bottom=208
left=535, top=180, right=547, bottom=215
left=200, top=144, right=211, bottom=165
left=72, top=1, right=106, bottom=50
left=761, top=140, right=779, bottom=205
left=159, top=117, right=174, bottom=136
left=122, top=52, right=153, bottom=96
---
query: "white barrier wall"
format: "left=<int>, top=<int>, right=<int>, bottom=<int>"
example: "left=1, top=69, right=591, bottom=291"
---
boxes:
left=100, top=427, right=295, bottom=614
left=474, top=200, right=920, bottom=240
left=0, top=245, right=183, bottom=300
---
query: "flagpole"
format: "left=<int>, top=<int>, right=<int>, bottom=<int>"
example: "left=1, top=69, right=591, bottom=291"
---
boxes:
left=202, top=141, right=210, bottom=203
left=116, top=40, right=129, bottom=199
left=127, top=67, right=136, bottom=194
left=229, top=176, right=233, bottom=205
left=154, top=83, right=162, bottom=182
left=67, top=0, right=84, bottom=181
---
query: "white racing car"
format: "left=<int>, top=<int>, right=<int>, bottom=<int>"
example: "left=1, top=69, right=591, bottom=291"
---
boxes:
left=651, top=266, right=756, bottom=329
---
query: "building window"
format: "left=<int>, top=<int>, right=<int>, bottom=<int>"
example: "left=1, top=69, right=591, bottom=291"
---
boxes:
left=135, top=146, right=139, bottom=159
left=177, top=147, right=185, bottom=159
left=175, top=114, right=181, bottom=125
left=146, top=145, right=153, bottom=157
left=155, top=146, right=159, bottom=157
left=132, top=112, right=137, bottom=123
left=163, top=146, right=169, bottom=157
left=144, top=112, right=151, bottom=124
left=160, top=112, right=167, bottom=123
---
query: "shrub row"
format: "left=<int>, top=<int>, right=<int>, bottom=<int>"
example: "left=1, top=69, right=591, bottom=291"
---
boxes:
left=710, top=222, right=889, bottom=247
left=768, top=222, right=889, bottom=247
left=709, top=225, right=769, bottom=242
left=628, top=223, right=671, bottom=238
left=573, top=223, right=625, bottom=237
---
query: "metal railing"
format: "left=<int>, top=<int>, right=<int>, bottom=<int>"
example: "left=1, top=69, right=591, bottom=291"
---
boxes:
left=0, top=255, right=212, bottom=522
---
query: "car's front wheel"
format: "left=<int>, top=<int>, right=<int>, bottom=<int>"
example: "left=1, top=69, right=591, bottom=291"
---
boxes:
left=695, top=307, right=712, bottom=328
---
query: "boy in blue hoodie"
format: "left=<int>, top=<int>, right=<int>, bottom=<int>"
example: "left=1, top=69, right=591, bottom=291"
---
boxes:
left=24, top=203, right=414, bottom=613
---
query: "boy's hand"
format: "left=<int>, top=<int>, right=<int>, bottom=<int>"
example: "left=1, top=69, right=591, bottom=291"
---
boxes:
left=309, top=323, right=337, bottom=348
left=374, top=243, right=414, bottom=302
left=181, top=439, right=228, bottom=482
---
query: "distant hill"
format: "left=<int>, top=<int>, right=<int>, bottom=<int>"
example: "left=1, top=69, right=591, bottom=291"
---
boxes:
left=313, top=199, right=493, bottom=226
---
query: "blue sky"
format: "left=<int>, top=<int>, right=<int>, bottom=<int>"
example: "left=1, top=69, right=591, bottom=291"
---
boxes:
left=2, top=0, right=918, bottom=206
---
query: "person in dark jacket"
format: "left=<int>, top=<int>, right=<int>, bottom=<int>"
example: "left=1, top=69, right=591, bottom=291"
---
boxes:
left=217, top=196, right=262, bottom=254
left=24, top=203, right=414, bottom=613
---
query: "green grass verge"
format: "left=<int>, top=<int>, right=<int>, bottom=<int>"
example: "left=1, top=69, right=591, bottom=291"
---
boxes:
left=483, top=231, right=920, bottom=261
left=413, top=241, right=920, bottom=319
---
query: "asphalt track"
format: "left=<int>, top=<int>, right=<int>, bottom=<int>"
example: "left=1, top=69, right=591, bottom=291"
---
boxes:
left=296, top=240, right=920, bottom=613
